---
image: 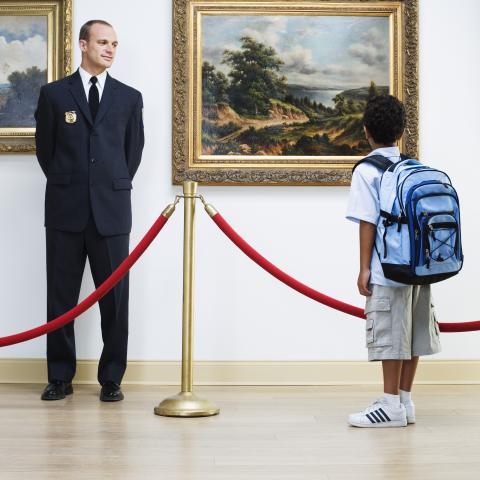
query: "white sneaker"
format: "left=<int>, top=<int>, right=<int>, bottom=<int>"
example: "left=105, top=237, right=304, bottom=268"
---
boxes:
left=348, top=398, right=407, bottom=428
left=402, top=402, right=416, bottom=424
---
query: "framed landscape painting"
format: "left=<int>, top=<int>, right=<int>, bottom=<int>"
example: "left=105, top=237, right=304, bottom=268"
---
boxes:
left=0, top=0, right=72, bottom=153
left=172, top=0, right=418, bottom=185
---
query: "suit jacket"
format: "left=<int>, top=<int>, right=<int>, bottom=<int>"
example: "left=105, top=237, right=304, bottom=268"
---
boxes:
left=35, top=70, right=144, bottom=236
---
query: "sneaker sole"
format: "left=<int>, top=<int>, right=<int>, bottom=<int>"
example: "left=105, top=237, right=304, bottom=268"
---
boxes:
left=349, top=420, right=407, bottom=428
left=407, top=416, right=416, bottom=424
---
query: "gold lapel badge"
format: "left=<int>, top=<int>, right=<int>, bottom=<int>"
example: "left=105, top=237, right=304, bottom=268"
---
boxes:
left=65, top=111, right=77, bottom=124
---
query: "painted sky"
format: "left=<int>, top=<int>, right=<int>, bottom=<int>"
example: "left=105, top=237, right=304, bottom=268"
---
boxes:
left=0, top=16, right=47, bottom=84
left=202, top=15, right=390, bottom=89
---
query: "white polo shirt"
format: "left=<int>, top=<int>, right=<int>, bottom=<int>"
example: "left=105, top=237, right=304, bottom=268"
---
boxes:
left=346, top=146, right=405, bottom=287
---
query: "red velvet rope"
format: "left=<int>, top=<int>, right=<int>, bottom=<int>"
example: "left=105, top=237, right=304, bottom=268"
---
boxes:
left=210, top=211, right=480, bottom=333
left=0, top=212, right=171, bottom=348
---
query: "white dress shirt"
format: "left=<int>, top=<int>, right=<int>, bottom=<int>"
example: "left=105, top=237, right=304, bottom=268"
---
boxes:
left=78, top=66, right=107, bottom=101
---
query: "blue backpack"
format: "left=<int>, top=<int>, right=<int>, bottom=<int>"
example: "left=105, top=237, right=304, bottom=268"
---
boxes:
left=353, top=155, right=463, bottom=285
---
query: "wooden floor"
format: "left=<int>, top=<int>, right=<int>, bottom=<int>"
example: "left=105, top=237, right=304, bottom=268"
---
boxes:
left=0, top=384, right=479, bottom=479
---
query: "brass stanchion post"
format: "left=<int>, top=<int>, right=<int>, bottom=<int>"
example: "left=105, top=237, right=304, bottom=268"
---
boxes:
left=154, top=181, right=219, bottom=417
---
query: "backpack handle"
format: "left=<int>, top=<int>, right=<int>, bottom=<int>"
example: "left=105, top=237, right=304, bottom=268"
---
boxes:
left=388, top=155, right=421, bottom=172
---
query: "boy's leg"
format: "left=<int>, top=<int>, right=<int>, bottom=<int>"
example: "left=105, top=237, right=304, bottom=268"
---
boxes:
left=399, top=286, right=440, bottom=424
left=400, top=356, right=419, bottom=391
left=348, top=285, right=409, bottom=427
left=348, top=359, right=407, bottom=427
left=382, top=359, right=403, bottom=394
left=399, top=356, right=419, bottom=424
left=348, top=285, right=411, bottom=427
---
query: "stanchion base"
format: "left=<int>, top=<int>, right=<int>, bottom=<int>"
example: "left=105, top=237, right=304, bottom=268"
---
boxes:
left=154, top=391, right=220, bottom=417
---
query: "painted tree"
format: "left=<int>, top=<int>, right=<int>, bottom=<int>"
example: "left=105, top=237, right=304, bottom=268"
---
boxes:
left=333, top=93, right=346, bottom=115
left=202, top=62, right=229, bottom=105
left=222, top=37, right=287, bottom=116
left=0, top=66, right=46, bottom=126
left=368, top=80, right=380, bottom=100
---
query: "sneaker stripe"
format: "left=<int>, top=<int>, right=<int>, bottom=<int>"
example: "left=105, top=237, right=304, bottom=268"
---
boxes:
left=366, top=413, right=377, bottom=424
left=375, top=409, right=388, bottom=422
left=378, top=408, right=391, bottom=421
left=370, top=411, right=383, bottom=423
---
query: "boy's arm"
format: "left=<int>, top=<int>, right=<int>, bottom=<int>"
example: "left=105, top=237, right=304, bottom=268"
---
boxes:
left=358, top=220, right=376, bottom=296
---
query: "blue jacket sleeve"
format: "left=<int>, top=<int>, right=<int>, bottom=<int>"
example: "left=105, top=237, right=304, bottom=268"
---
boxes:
left=125, top=92, right=145, bottom=179
left=34, top=86, right=56, bottom=177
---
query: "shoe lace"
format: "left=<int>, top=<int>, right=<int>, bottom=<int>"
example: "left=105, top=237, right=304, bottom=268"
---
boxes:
left=364, top=398, right=385, bottom=414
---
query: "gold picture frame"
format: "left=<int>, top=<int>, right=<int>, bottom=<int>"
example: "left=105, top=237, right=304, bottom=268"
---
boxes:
left=172, top=0, right=418, bottom=185
left=0, top=0, right=72, bottom=153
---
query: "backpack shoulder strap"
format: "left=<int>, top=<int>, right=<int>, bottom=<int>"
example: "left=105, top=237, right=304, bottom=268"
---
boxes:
left=352, top=155, right=394, bottom=174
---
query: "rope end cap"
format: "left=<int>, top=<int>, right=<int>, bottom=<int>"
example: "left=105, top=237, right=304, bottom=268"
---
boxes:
left=204, top=204, right=218, bottom=217
left=161, top=203, right=177, bottom=219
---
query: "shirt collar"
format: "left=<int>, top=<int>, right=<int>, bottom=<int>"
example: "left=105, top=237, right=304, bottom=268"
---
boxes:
left=369, top=146, right=401, bottom=161
left=78, top=66, right=107, bottom=90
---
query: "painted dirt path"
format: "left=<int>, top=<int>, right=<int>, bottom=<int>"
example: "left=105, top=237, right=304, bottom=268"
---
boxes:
left=217, top=114, right=309, bottom=143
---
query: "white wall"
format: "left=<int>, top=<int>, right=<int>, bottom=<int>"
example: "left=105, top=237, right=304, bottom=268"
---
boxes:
left=0, top=0, right=479, bottom=361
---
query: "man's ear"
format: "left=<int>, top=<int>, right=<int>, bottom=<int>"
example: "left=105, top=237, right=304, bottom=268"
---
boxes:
left=79, top=39, right=87, bottom=53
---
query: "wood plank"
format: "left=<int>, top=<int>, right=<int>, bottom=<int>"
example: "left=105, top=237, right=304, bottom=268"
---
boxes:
left=0, top=385, right=479, bottom=479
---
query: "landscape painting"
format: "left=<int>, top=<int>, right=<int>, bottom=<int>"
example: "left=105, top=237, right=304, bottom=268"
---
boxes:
left=172, top=0, right=417, bottom=185
left=0, top=15, right=47, bottom=128
left=0, top=0, right=71, bottom=153
left=201, top=15, right=390, bottom=158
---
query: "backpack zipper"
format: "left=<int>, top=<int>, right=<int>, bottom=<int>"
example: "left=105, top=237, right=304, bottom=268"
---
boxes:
left=398, top=169, right=452, bottom=214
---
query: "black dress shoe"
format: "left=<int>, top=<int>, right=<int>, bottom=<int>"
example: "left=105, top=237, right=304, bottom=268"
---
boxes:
left=100, top=381, right=124, bottom=402
left=41, top=380, right=73, bottom=401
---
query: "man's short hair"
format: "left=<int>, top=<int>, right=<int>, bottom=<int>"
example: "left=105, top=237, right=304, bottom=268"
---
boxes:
left=79, top=20, right=113, bottom=42
left=363, top=95, right=406, bottom=145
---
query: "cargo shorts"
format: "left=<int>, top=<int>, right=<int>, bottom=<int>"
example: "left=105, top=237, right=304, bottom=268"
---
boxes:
left=365, top=284, right=441, bottom=361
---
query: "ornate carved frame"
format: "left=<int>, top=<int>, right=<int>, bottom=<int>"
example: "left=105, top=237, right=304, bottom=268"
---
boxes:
left=0, top=0, right=72, bottom=153
left=172, top=0, right=418, bottom=185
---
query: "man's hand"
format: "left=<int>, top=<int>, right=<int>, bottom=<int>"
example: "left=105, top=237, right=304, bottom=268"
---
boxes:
left=357, top=268, right=372, bottom=296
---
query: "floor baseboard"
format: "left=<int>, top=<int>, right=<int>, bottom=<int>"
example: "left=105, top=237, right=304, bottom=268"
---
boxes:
left=0, top=359, right=479, bottom=385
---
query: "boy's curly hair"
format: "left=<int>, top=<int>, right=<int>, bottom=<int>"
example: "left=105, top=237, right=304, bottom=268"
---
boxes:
left=363, top=95, right=406, bottom=145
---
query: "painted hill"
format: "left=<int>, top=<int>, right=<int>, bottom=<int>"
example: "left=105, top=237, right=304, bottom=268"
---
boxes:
left=341, top=86, right=389, bottom=101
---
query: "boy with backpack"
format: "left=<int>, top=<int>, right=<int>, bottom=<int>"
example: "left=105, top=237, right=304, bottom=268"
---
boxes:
left=345, top=95, right=461, bottom=427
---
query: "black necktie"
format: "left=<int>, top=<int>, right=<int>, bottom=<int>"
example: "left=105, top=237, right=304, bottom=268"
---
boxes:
left=88, top=76, right=99, bottom=121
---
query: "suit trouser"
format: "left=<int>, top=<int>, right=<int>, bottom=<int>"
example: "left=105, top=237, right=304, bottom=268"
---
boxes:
left=46, top=216, right=129, bottom=385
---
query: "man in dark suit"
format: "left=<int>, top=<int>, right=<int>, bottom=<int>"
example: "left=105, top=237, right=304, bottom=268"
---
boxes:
left=35, top=20, right=144, bottom=402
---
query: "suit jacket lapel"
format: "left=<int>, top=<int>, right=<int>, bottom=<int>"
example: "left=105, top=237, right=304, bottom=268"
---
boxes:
left=68, top=70, right=93, bottom=126
left=94, top=73, right=117, bottom=126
